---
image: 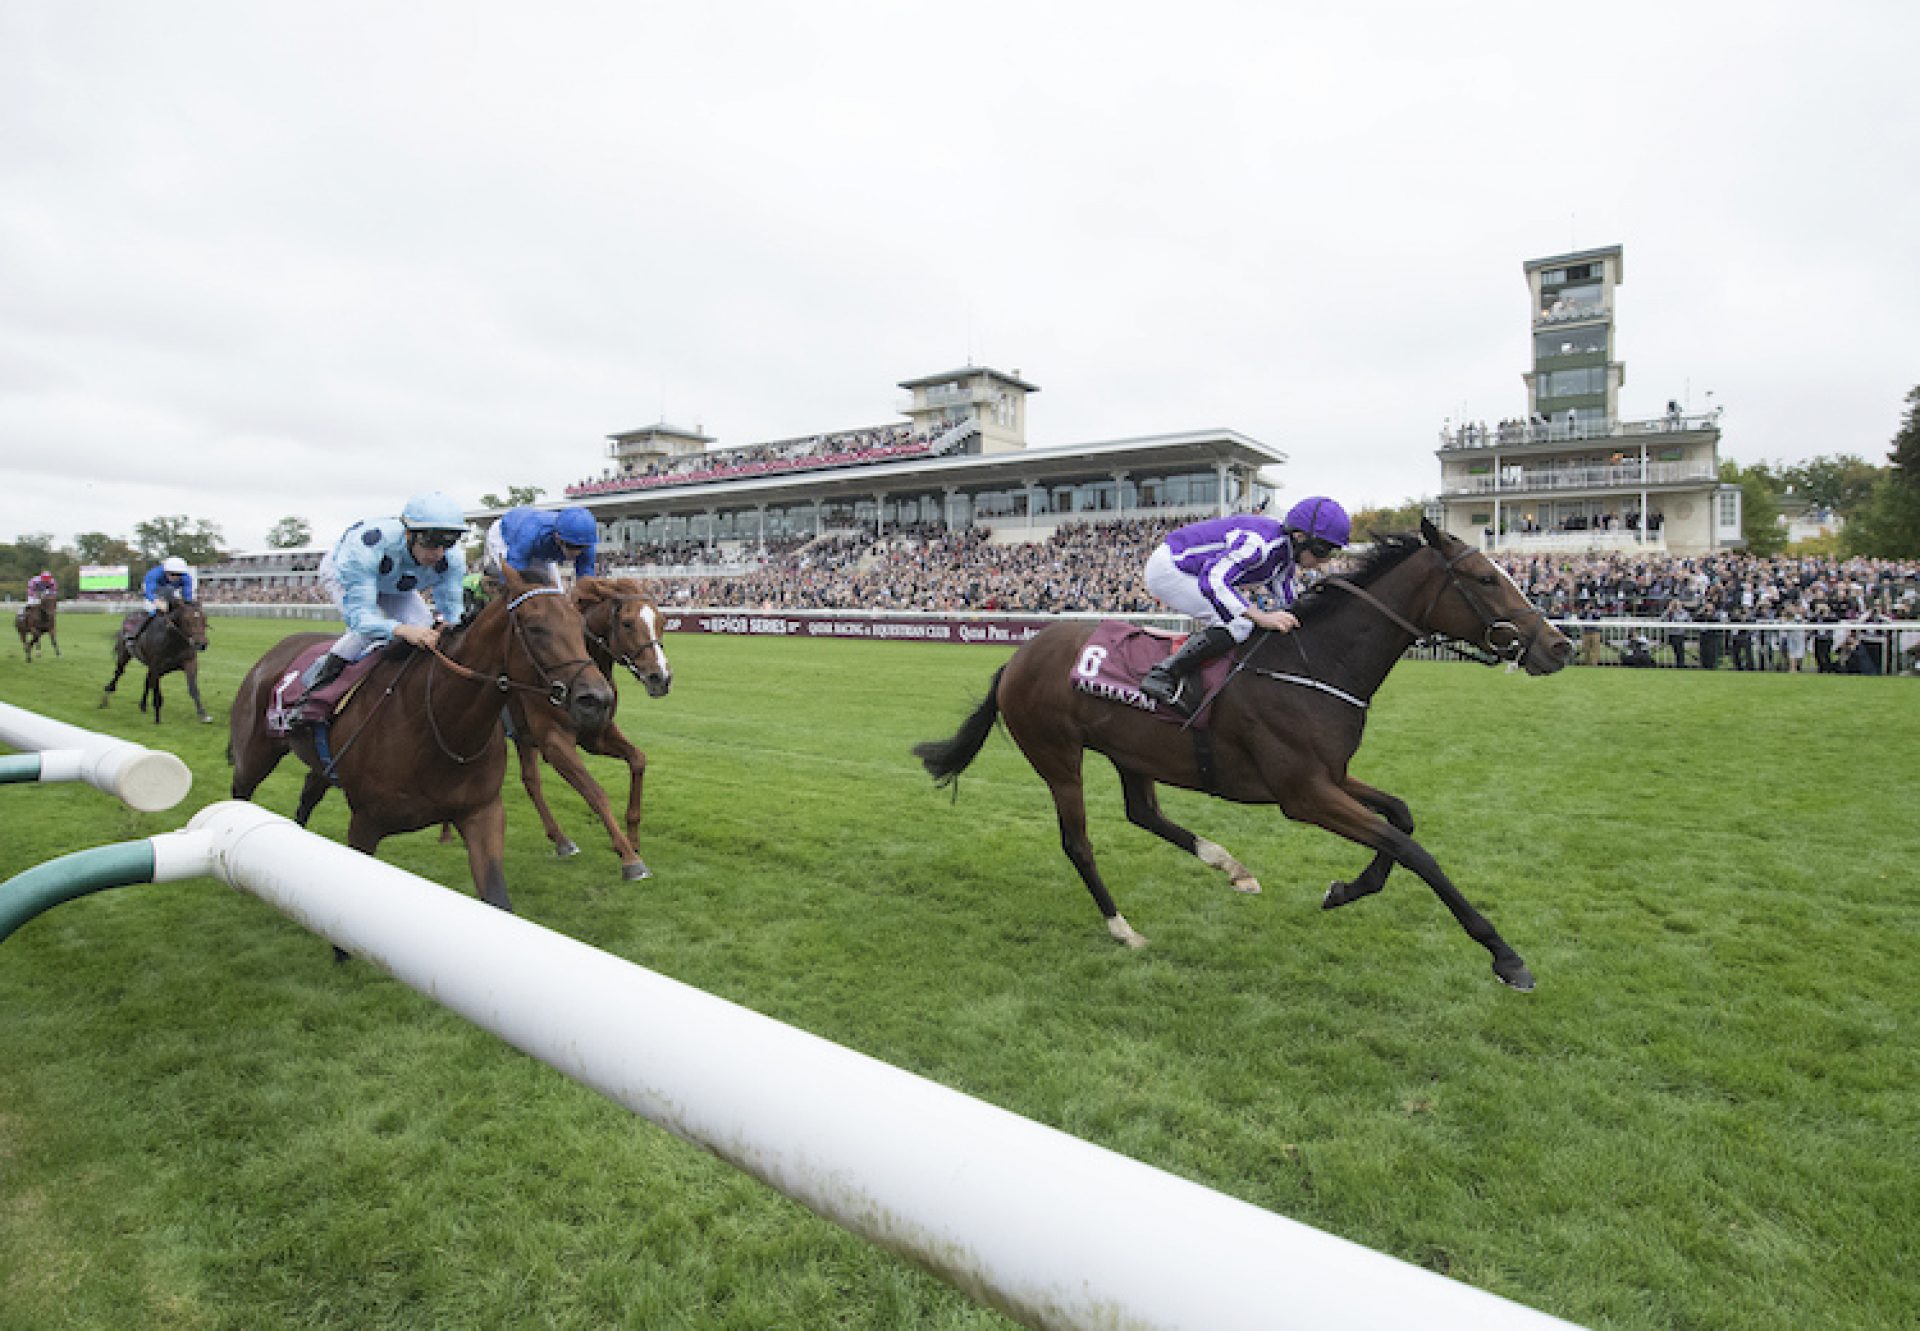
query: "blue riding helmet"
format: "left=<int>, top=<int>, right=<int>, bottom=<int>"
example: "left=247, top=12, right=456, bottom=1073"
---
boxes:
left=1285, top=496, right=1351, bottom=549
left=401, top=491, right=468, bottom=534
left=555, top=507, right=597, bottom=546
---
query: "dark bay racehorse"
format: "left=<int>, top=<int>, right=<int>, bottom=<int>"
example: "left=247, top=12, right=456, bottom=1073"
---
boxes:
left=16, top=598, right=59, bottom=661
left=228, top=566, right=615, bottom=914
left=914, top=519, right=1573, bottom=990
left=101, top=597, right=212, bottom=724
left=508, top=577, right=672, bottom=880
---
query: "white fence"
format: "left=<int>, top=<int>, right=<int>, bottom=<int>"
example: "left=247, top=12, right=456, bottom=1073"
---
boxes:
left=0, top=701, right=193, bottom=810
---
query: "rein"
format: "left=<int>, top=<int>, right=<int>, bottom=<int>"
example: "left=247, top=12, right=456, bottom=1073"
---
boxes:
left=422, top=585, right=598, bottom=765
left=582, top=595, right=663, bottom=682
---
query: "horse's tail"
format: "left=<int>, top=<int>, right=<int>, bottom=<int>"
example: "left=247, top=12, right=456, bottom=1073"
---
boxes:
left=912, top=666, right=1005, bottom=788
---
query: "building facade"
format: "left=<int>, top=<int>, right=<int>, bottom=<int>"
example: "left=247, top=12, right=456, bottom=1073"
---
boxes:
left=485, top=367, right=1287, bottom=554
left=1434, top=245, right=1742, bottom=556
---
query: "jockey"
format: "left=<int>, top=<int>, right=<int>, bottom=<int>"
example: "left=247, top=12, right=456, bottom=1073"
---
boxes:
left=484, top=505, right=598, bottom=586
left=141, top=556, right=196, bottom=613
left=26, top=570, right=58, bottom=605
left=1138, top=496, right=1351, bottom=713
left=293, top=491, right=469, bottom=703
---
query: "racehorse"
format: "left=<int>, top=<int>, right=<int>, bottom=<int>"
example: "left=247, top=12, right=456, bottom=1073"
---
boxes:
left=16, top=598, right=59, bottom=661
left=100, top=596, right=212, bottom=724
left=913, top=519, right=1573, bottom=991
left=228, top=565, right=616, bottom=915
left=507, top=577, right=672, bottom=880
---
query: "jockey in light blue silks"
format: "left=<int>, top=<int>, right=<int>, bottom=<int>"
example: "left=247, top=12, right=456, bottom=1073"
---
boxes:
left=484, top=505, right=598, bottom=586
left=293, top=491, right=469, bottom=701
left=1138, top=496, right=1352, bottom=714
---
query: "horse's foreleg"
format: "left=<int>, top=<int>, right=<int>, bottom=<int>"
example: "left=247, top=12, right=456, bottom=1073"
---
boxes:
left=338, top=813, right=391, bottom=964
left=541, top=735, right=648, bottom=880
left=294, top=769, right=331, bottom=826
left=1323, top=777, right=1414, bottom=909
left=582, top=721, right=647, bottom=851
left=1117, top=766, right=1260, bottom=894
left=580, top=722, right=649, bottom=878
left=47, top=627, right=58, bottom=658
left=1288, top=779, right=1533, bottom=991
left=514, top=731, right=579, bottom=860
left=100, top=648, right=131, bottom=707
left=452, top=800, right=514, bottom=912
left=144, top=672, right=163, bottom=724
left=182, top=658, right=212, bottom=723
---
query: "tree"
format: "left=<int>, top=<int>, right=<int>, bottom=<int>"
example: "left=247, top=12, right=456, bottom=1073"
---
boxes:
left=478, top=485, right=545, bottom=510
left=72, top=531, right=141, bottom=566
left=1844, top=386, right=1920, bottom=557
left=1349, top=497, right=1430, bottom=537
left=134, top=514, right=227, bottom=565
left=266, top=516, right=312, bottom=549
left=1779, top=454, right=1881, bottom=518
left=1720, top=459, right=1786, bottom=556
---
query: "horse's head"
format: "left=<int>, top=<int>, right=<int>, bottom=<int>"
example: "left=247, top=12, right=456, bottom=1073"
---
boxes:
left=576, top=577, right=672, bottom=698
left=1414, top=519, right=1571, bottom=675
left=498, top=566, right=618, bottom=734
left=170, top=598, right=210, bottom=652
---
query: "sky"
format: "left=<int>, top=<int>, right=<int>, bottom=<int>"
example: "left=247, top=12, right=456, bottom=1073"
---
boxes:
left=3, top=0, right=1917, bottom=554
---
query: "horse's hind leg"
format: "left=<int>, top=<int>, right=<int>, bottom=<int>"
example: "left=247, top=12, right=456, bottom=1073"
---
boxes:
left=144, top=672, right=163, bottom=724
left=1286, top=776, right=1533, bottom=991
left=1116, top=766, right=1261, bottom=895
left=294, top=769, right=331, bottom=826
left=1323, top=777, right=1414, bottom=909
left=182, top=658, right=212, bottom=723
left=1022, top=747, right=1147, bottom=948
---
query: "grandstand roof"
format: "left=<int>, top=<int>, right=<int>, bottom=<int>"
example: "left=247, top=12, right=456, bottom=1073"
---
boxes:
left=607, top=421, right=715, bottom=444
left=897, top=366, right=1040, bottom=393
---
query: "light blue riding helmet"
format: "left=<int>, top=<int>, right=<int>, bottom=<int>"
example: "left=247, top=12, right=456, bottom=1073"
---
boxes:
left=554, top=507, right=597, bottom=546
left=401, top=491, right=468, bottom=537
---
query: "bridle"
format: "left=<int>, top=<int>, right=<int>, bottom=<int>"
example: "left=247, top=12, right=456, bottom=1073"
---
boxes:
left=423, top=585, right=601, bottom=763
left=1323, top=542, right=1536, bottom=667
left=582, top=594, right=666, bottom=684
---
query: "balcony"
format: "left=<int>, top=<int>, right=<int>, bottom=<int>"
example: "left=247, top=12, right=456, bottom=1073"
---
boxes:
left=1439, top=411, right=1721, bottom=451
left=1442, top=459, right=1717, bottom=498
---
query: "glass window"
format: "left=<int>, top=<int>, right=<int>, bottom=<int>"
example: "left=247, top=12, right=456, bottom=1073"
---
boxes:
left=1534, top=326, right=1607, bottom=360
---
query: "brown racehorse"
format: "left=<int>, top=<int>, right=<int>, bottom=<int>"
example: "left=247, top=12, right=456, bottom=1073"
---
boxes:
left=507, top=577, right=671, bottom=880
left=16, top=598, right=59, bottom=661
left=913, top=519, right=1573, bottom=991
left=228, top=566, right=616, bottom=915
left=101, top=596, right=212, bottom=724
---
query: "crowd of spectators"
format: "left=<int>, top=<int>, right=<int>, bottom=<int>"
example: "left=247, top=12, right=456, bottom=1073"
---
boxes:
left=566, top=423, right=941, bottom=499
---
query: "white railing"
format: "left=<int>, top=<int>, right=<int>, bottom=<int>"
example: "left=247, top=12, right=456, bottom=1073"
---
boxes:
left=1445, top=460, right=1716, bottom=496
left=1440, top=413, right=1720, bottom=450
left=0, top=702, right=193, bottom=811
left=1491, top=531, right=1668, bottom=554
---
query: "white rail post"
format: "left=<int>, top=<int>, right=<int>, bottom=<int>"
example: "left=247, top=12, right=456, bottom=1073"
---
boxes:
left=0, top=701, right=193, bottom=812
left=158, top=800, right=1582, bottom=1331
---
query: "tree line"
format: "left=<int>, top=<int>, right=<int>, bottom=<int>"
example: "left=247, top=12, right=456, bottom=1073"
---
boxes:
left=0, top=514, right=313, bottom=599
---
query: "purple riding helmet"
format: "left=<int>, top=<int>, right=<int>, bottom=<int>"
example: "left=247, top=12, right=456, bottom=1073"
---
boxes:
left=1285, top=496, right=1351, bottom=550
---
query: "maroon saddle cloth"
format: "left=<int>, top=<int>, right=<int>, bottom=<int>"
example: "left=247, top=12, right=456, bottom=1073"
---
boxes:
left=1069, top=621, right=1236, bottom=728
left=265, top=645, right=386, bottom=736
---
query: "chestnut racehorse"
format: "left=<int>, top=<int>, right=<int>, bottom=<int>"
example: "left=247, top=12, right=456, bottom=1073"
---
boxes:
left=914, top=520, right=1573, bottom=990
left=508, top=577, right=671, bottom=880
left=16, top=598, right=59, bottom=661
left=101, top=596, right=212, bottom=724
left=228, top=566, right=615, bottom=914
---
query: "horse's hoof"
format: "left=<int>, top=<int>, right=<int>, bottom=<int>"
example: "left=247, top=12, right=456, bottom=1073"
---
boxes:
left=1323, top=881, right=1349, bottom=909
left=1106, top=915, right=1150, bottom=948
left=621, top=860, right=652, bottom=881
left=1231, top=875, right=1262, bottom=895
left=1493, top=956, right=1536, bottom=992
left=554, top=839, right=581, bottom=859
left=198, top=714, right=213, bottom=724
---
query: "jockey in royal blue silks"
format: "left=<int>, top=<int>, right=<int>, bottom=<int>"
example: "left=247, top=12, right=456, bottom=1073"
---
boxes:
left=291, top=491, right=470, bottom=704
left=484, top=505, right=598, bottom=586
left=141, top=556, right=197, bottom=612
left=1138, top=496, right=1352, bottom=714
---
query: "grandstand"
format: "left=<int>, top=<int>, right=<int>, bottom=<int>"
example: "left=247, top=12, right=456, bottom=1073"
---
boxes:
left=197, top=546, right=328, bottom=601
left=471, top=365, right=1289, bottom=562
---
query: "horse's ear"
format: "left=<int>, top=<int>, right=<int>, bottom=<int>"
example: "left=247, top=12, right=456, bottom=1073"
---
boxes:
left=501, top=564, right=528, bottom=594
left=1420, top=516, right=1445, bottom=549
left=574, top=576, right=608, bottom=605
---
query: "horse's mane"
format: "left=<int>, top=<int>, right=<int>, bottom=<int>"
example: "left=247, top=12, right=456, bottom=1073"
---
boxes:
left=575, top=576, right=653, bottom=608
left=1295, top=532, right=1427, bottom=622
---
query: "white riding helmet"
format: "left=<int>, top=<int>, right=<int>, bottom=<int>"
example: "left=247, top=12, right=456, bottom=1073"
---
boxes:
left=163, top=556, right=189, bottom=575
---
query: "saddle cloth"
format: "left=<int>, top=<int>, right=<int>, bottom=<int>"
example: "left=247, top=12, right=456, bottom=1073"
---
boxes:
left=265, top=645, right=385, bottom=736
left=1069, top=620, right=1235, bottom=728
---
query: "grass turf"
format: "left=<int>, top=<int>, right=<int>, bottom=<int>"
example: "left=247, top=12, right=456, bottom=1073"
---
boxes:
left=1, top=613, right=1916, bottom=1329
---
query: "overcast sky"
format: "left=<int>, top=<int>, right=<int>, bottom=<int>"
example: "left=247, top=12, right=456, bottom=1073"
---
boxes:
left=4, top=1, right=1916, bottom=554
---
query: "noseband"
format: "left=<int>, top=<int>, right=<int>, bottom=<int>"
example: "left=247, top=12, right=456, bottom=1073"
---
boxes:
left=1324, top=545, right=1536, bottom=667
left=428, top=585, right=599, bottom=708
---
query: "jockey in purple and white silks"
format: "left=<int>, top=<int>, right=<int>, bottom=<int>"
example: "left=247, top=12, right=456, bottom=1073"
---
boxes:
left=26, top=570, right=57, bottom=605
left=1138, top=496, right=1351, bottom=713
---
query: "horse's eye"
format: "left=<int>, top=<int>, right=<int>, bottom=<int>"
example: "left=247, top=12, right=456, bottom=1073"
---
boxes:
left=1479, top=574, right=1497, bottom=585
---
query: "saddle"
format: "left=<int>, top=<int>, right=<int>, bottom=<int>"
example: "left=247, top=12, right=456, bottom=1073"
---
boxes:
left=1070, top=621, right=1236, bottom=729
left=266, top=645, right=386, bottom=737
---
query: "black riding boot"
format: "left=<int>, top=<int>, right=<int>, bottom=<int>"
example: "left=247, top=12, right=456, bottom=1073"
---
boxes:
left=293, top=652, right=349, bottom=710
left=1139, top=626, right=1236, bottom=713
